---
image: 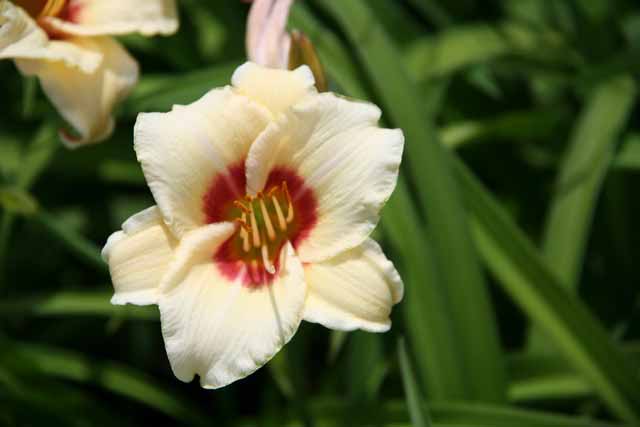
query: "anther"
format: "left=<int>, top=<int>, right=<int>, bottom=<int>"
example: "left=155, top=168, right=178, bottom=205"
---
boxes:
left=258, top=196, right=276, bottom=241
left=282, top=181, right=294, bottom=223
left=233, top=200, right=251, bottom=214
left=261, top=243, right=276, bottom=274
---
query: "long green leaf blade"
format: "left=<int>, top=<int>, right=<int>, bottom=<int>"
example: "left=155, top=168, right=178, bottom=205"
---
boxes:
left=454, top=157, right=640, bottom=423
left=314, top=0, right=507, bottom=402
left=398, top=338, right=433, bottom=427
left=542, top=74, right=636, bottom=289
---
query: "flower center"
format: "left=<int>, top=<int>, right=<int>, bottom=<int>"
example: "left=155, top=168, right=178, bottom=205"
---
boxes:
left=205, top=162, right=317, bottom=288
left=232, top=182, right=294, bottom=275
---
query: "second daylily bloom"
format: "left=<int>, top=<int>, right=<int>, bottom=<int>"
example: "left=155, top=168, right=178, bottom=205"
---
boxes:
left=0, top=0, right=178, bottom=147
left=103, top=62, right=404, bottom=388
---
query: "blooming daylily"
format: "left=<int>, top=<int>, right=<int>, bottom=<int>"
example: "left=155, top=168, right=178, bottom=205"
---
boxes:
left=103, top=62, right=404, bottom=388
left=0, top=0, right=178, bottom=147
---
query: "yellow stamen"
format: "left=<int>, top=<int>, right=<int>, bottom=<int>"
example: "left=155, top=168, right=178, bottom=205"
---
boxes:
left=282, top=181, right=294, bottom=223
left=249, top=205, right=261, bottom=248
left=261, top=243, right=275, bottom=274
left=39, top=0, right=66, bottom=17
left=258, top=194, right=276, bottom=241
left=272, top=195, right=287, bottom=231
left=239, top=214, right=250, bottom=252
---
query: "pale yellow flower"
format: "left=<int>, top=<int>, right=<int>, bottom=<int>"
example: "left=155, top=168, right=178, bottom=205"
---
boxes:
left=0, top=0, right=178, bottom=147
left=103, top=62, right=404, bottom=388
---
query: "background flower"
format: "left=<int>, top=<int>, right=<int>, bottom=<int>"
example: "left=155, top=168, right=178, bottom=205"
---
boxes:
left=0, top=0, right=178, bottom=147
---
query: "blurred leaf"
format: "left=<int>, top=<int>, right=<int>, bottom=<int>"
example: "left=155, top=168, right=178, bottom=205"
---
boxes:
left=300, top=398, right=621, bottom=427
left=327, top=330, right=348, bottom=364
left=0, top=187, right=38, bottom=215
left=3, top=342, right=208, bottom=426
left=122, top=62, right=238, bottom=115
left=454, top=157, right=640, bottom=423
left=33, top=210, right=106, bottom=272
left=0, top=124, right=57, bottom=289
left=528, top=75, right=636, bottom=353
left=347, top=332, right=386, bottom=401
left=405, top=0, right=452, bottom=28
left=507, top=343, right=640, bottom=402
left=404, top=22, right=576, bottom=83
left=439, top=107, right=569, bottom=149
left=613, top=133, right=640, bottom=170
left=542, top=75, right=635, bottom=290
left=267, top=350, right=295, bottom=399
left=0, top=291, right=157, bottom=320
left=398, top=338, right=433, bottom=427
left=315, top=0, right=507, bottom=402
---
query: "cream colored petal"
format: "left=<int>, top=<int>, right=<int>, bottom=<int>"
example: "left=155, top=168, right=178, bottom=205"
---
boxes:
left=231, top=62, right=316, bottom=116
left=158, top=223, right=306, bottom=389
left=303, top=239, right=403, bottom=332
left=134, top=86, right=271, bottom=238
left=246, top=92, right=404, bottom=262
left=15, top=36, right=137, bottom=147
left=103, top=206, right=177, bottom=306
left=0, top=1, right=100, bottom=70
left=41, top=0, right=178, bottom=37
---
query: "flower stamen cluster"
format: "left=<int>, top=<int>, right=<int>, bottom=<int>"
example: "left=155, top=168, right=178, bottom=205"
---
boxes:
left=233, top=181, right=294, bottom=274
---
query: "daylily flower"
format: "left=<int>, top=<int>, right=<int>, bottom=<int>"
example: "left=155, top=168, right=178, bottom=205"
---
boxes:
left=0, top=0, right=178, bottom=147
left=103, top=62, right=404, bottom=388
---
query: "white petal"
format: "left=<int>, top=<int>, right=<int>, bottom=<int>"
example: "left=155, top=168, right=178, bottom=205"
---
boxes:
left=246, top=92, right=404, bottom=262
left=41, top=0, right=178, bottom=37
left=103, top=206, right=177, bottom=306
left=303, top=239, right=403, bottom=332
left=134, top=86, right=271, bottom=238
left=158, top=223, right=306, bottom=389
left=232, top=62, right=316, bottom=116
left=0, top=1, right=100, bottom=71
left=15, top=36, right=138, bottom=147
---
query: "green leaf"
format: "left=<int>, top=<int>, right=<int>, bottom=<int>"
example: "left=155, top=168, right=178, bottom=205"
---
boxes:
left=33, top=210, right=106, bottom=272
left=398, top=338, right=433, bottom=427
left=613, top=133, right=640, bottom=170
left=0, top=291, right=157, bottom=320
left=0, top=187, right=38, bottom=215
left=454, top=156, right=640, bottom=423
left=507, top=343, right=640, bottom=402
left=314, top=0, right=507, bottom=402
left=302, top=398, right=621, bottom=427
left=542, top=75, right=636, bottom=290
left=3, top=342, right=208, bottom=426
left=122, top=62, right=238, bottom=115
left=528, top=75, right=636, bottom=353
left=404, top=22, right=577, bottom=84
left=0, top=124, right=58, bottom=290
left=346, top=332, right=387, bottom=402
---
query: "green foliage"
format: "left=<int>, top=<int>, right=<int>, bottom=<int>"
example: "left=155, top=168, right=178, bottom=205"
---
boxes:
left=1, top=1, right=640, bottom=426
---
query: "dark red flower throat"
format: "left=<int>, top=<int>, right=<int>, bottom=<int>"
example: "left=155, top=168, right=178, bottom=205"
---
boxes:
left=203, top=161, right=317, bottom=288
